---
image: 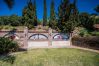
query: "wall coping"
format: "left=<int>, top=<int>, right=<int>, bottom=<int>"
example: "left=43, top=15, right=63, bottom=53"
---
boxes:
left=0, top=30, right=59, bottom=33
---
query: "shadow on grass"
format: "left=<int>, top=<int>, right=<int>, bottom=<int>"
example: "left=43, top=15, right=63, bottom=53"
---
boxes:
left=0, top=54, right=16, bottom=64
left=18, top=48, right=27, bottom=51
left=0, top=48, right=28, bottom=65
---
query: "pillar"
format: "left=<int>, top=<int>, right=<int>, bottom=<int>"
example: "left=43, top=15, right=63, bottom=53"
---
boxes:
left=48, top=28, right=52, bottom=46
left=23, top=27, right=28, bottom=49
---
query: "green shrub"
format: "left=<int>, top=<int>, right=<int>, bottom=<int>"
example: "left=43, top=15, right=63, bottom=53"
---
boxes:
left=3, top=25, right=10, bottom=29
left=79, top=28, right=91, bottom=37
left=91, top=32, right=99, bottom=36
left=0, top=37, right=19, bottom=54
left=3, top=25, right=14, bottom=30
left=0, top=26, right=3, bottom=30
left=28, top=24, right=34, bottom=29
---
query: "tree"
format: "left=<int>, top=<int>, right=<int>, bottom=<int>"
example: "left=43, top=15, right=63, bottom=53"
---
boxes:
left=95, top=18, right=99, bottom=24
left=93, top=5, right=99, bottom=24
left=79, top=12, right=94, bottom=31
left=0, top=15, right=21, bottom=26
left=33, top=0, right=38, bottom=26
left=49, top=0, right=56, bottom=29
left=57, top=0, right=70, bottom=32
left=90, top=14, right=99, bottom=24
left=4, top=0, right=14, bottom=9
left=27, top=0, right=35, bottom=26
left=9, top=14, right=20, bottom=26
left=22, top=6, right=29, bottom=26
left=94, top=5, right=99, bottom=13
left=57, top=0, right=79, bottom=33
left=43, top=0, right=47, bottom=26
left=0, top=16, right=10, bottom=25
left=22, top=0, right=38, bottom=28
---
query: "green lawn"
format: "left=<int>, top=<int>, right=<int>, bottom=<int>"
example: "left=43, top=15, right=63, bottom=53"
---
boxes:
left=0, top=48, right=99, bottom=66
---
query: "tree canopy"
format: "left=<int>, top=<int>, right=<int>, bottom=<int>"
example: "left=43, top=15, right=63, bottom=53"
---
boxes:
left=22, top=0, right=38, bottom=29
left=94, top=5, right=99, bottom=13
left=43, top=0, right=47, bottom=26
left=49, top=0, right=57, bottom=29
left=4, top=0, right=14, bottom=9
left=57, top=0, right=79, bottom=33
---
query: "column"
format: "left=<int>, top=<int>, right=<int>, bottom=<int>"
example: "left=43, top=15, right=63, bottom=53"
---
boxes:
left=23, top=27, right=28, bottom=49
left=48, top=28, right=52, bottom=46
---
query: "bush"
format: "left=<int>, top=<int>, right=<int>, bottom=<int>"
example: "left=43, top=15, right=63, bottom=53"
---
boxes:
left=79, top=28, right=91, bottom=37
left=3, top=25, right=14, bottom=30
left=91, top=32, right=99, bottom=36
left=27, top=24, right=34, bottom=29
left=0, top=37, right=19, bottom=54
left=0, top=26, right=3, bottom=30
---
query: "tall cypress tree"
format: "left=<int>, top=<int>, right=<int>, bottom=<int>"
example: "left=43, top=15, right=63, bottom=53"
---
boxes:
left=57, top=0, right=79, bottom=33
left=43, top=0, right=47, bottom=26
left=49, top=0, right=56, bottom=29
left=22, top=0, right=38, bottom=28
left=33, top=0, right=38, bottom=26
left=72, top=0, right=79, bottom=22
left=22, top=6, right=29, bottom=25
left=27, top=0, right=34, bottom=26
left=58, top=0, right=71, bottom=33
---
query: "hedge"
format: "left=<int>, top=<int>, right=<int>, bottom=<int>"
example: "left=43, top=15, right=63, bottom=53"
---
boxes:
left=72, top=36, right=99, bottom=50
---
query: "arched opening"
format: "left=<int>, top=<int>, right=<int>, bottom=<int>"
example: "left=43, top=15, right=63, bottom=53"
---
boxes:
left=4, top=34, right=20, bottom=40
left=53, top=34, right=69, bottom=40
left=29, top=34, right=48, bottom=40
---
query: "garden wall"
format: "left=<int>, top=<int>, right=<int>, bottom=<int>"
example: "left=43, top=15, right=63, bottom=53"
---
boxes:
left=72, top=36, right=99, bottom=50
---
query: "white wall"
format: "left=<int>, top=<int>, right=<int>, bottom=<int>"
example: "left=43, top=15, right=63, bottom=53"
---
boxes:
left=28, top=41, right=48, bottom=48
left=28, top=40, right=70, bottom=48
left=52, top=41, right=70, bottom=47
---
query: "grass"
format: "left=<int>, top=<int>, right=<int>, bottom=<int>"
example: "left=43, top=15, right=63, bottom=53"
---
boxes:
left=0, top=48, right=99, bottom=66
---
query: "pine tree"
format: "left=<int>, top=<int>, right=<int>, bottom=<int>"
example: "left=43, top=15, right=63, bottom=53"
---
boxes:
left=43, top=0, right=47, bottom=26
left=49, top=0, right=56, bottom=29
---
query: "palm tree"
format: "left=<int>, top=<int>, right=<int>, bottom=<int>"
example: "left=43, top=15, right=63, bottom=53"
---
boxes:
left=4, top=0, right=14, bottom=9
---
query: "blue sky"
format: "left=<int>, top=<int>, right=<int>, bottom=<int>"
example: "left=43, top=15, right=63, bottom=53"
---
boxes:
left=0, top=0, right=99, bottom=19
